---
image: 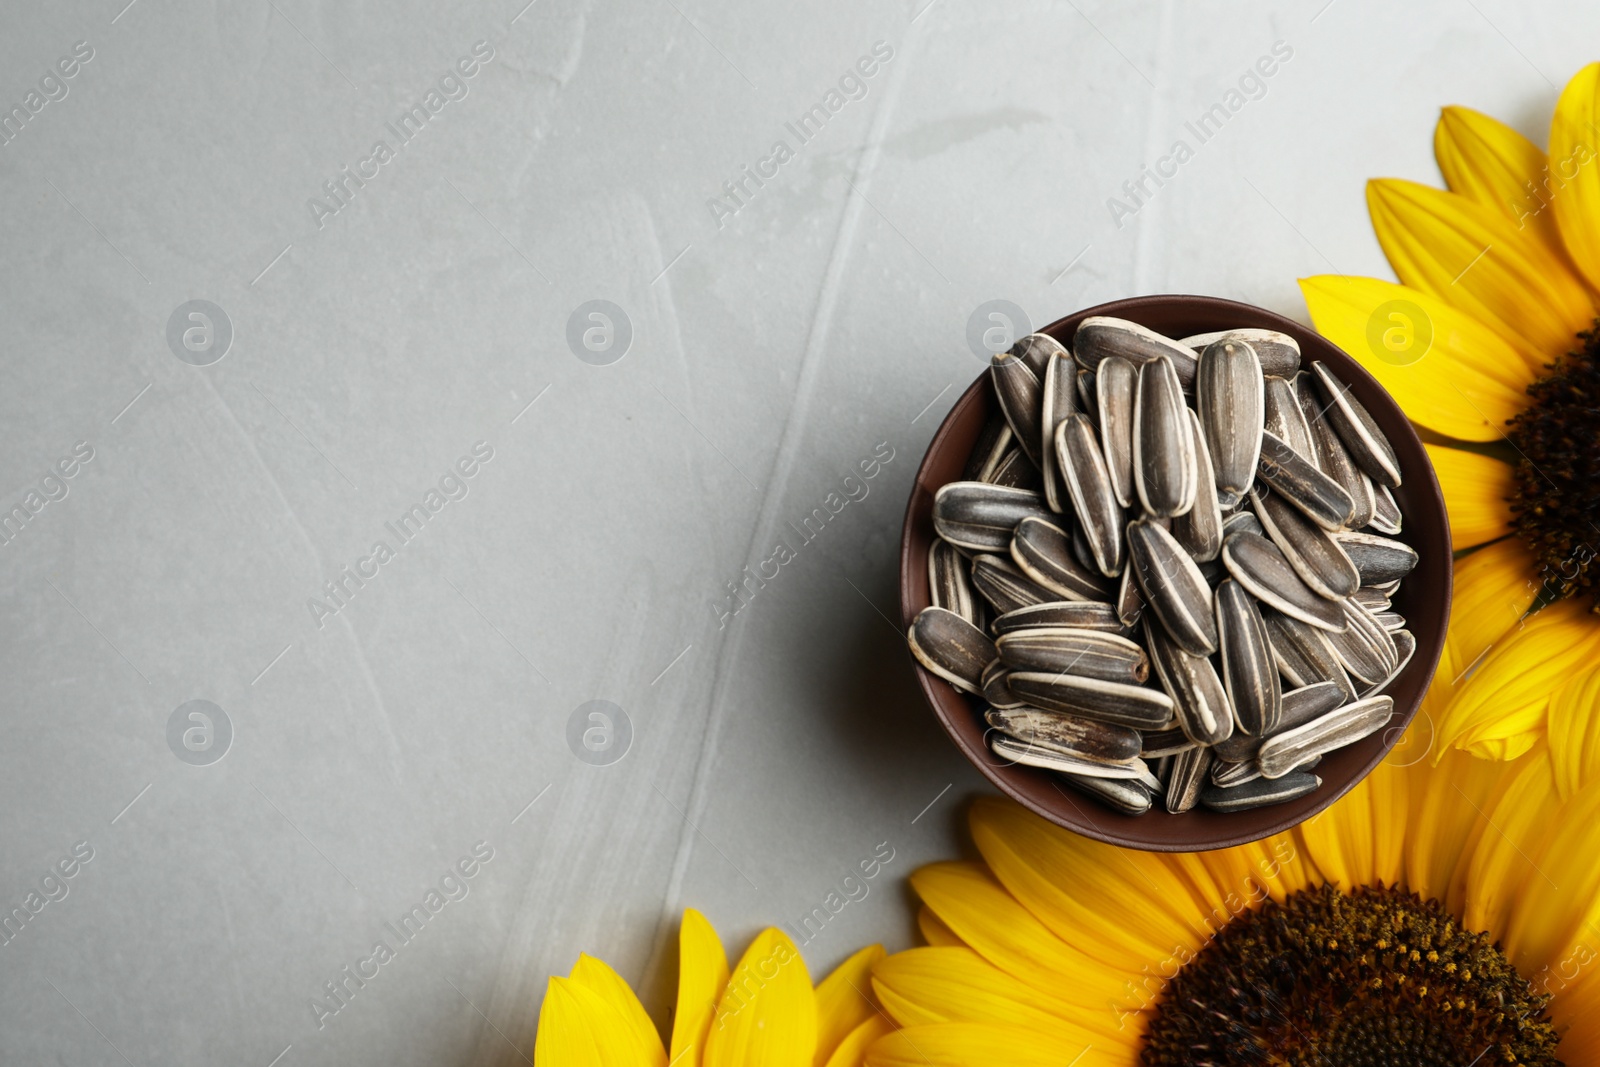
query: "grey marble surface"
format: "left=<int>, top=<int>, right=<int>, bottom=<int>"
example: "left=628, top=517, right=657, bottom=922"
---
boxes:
left=0, top=0, right=1592, bottom=1063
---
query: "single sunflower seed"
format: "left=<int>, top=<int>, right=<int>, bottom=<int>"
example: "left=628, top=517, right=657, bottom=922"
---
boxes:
left=1041, top=351, right=1078, bottom=512
left=981, top=660, right=1025, bottom=708
left=1256, top=431, right=1356, bottom=531
left=1201, top=771, right=1321, bottom=812
left=1215, top=578, right=1282, bottom=736
left=1059, top=772, right=1153, bottom=815
left=1181, top=328, right=1300, bottom=378
left=1263, top=375, right=1317, bottom=462
left=970, top=553, right=1059, bottom=615
left=1301, top=374, right=1378, bottom=527
left=1076, top=367, right=1098, bottom=421
left=1261, top=608, right=1359, bottom=701
left=996, top=627, right=1150, bottom=685
left=1257, top=695, right=1393, bottom=779
left=964, top=414, right=1015, bottom=482
left=1351, top=587, right=1392, bottom=613
left=1360, top=628, right=1416, bottom=698
left=1197, top=338, right=1264, bottom=509
left=1097, top=356, right=1138, bottom=508
left=989, top=734, right=1147, bottom=779
left=984, top=706, right=1143, bottom=763
left=1146, top=622, right=1234, bottom=746
left=933, top=481, right=1053, bottom=553
left=1074, top=315, right=1200, bottom=388
left=1166, top=745, right=1213, bottom=813
left=1010, top=332, right=1067, bottom=380
left=1333, top=531, right=1420, bottom=585
left=1128, top=519, right=1219, bottom=655
left=1369, top=483, right=1403, bottom=535
left=1375, top=611, right=1406, bottom=631
left=1011, top=516, right=1114, bottom=601
left=1222, top=510, right=1264, bottom=539
left=1173, top=408, right=1225, bottom=563
left=1055, top=414, right=1125, bottom=578
left=1310, top=361, right=1402, bottom=487
left=987, top=448, right=1042, bottom=490
left=990, top=348, right=1044, bottom=466
left=907, top=606, right=995, bottom=694
left=1250, top=485, right=1361, bottom=600
left=1221, top=531, right=1346, bottom=632
left=991, top=601, right=1126, bottom=635
left=928, top=538, right=980, bottom=626
left=1140, top=726, right=1198, bottom=758
left=1006, top=671, right=1175, bottom=729
left=1133, top=357, right=1198, bottom=518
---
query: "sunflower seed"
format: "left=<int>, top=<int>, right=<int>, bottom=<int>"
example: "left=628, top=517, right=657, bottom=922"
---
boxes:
left=1351, top=588, right=1392, bottom=613
left=933, top=482, right=1053, bottom=552
left=985, top=707, right=1143, bottom=763
left=996, top=627, right=1150, bottom=684
left=1140, top=726, right=1197, bottom=758
left=1097, top=356, right=1137, bottom=508
left=1360, top=628, right=1416, bottom=698
left=991, top=349, right=1045, bottom=466
left=1166, top=745, right=1213, bottom=814
left=1197, top=339, right=1264, bottom=510
left=1011, top=516, right=1114, bottom=601
left=1041, top=352, right=1078, bottom=512
left=989, top=734, right=1148, bottom=779
left=1173, top=409, right=1225, bottom=563
left=1369, top=484, right=1403, bottom=535
left=1076, top=368, right=1098, bottom=421
left=971, top=553, right=1058, bottom=615
left=1181, top=329, right=1301, bottom=378
left=1059, top=772, right=1153, bottom=815
left=1133, top=358, right=1198, bottom=518
left=980, top=661, right=1025, bottom=708
left=907, top=607, right=995, bottom=694
left=988, top=447, right=1042, bottom=490
left=1257, top=695, right=1393, bottom=778
left=1327, top=598, right=1399, bottom=685
left=1128, top=519, right=1218, bottom=655
left=1278, top=680, right=1350, bottom=731
left=991, top=601, right=1126, bottom=635
left=1302, top=380, right=1378, bottom=527
left=1146, top=622, right=1234, bottom=746
left=1011, top=332, right=1067, bottom=380
left=1310, top=362, right=1402, bottom=487
left=1210, top=758, right=1263, bottom=788
left=1368, top=578, right=1402, bottom=597
left=1333, top=531, right=1419, bottom=585
left=1055, top=414, right=1125, bottom=577
left=1256, top=431, right=1355, bottom=531
left=1250, top=486, right=1361, bottom=600
left=1222, top=510, right=1264, bottom=539
left=1263, top=375, right=1317, bottom=461
left=929, top=538, right=980, bottom=626
left=1075, top=316, right=1200, bottom=388
left=1261, top=609, right=1359, bottom=701
left=963, top=414, right=1015, bottom=483
left=1375, top=611, right=1405, bottom=631
left=1211, top=731, right=1262, bottom=764
left=1116, top=564, right=1145, bottom=628
left=1221, top=531, right=1346, bottom=632
left=1006, top=671, right=1175, bottom=729
left=1215, top=579, right=1282, bottom=736
left=1201, top=771, right=1321, bottom=812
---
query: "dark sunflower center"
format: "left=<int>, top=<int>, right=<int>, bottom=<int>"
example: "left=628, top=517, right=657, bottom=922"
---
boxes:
left=1140, top=884, right=1562, bottom=1067
left=1507, top=323, right=1600, bottom=603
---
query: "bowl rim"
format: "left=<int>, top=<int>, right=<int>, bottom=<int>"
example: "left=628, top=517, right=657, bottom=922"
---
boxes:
left=898, top=294, right=1452, bottom=852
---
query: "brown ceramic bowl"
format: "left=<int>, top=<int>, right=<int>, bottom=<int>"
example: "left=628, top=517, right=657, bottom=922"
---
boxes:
left=899, top=295, right=1450, bottom=851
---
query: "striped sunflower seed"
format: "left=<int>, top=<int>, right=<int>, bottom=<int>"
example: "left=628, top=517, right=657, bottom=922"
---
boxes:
left=990, top=348, right=1045, bottom=466
left=1041, top=351, right=1078, bottom=512
left=928, top=538, right=980, bottom=626
left=989, top=734, right=1147, bottom=779
left=1054, top=414, right=1125, bottom=577
left=1181, top=328, right=1300, bottom=378
left=1076, top=367, right=1098, bottom=421
left=1201, top=770, right=1320, bottom=812
left=991, top=601, right=1127, bottom=636
left=1060, top=772, right=1153, bottom=815
left=1369, top=483, right=1403, bottom=535
left=1133, top=357, right=1198, bottom=518
left=1011, top=516, right=1114, bottom=601
left=981, top=660, right=1025, bottom=708
left=1215, top=578, right=1282, bottom=736
left=987, top=448, right=1042, bottom=490
left=984, top=707, right=1143, bottom=763
left=933, top=481, right=1053, bottom=552
left=1010, top=332, right=1067, bottom=380
left=1166, top=745, right=1213, bottom=814
left=1263, top=375, right=1317, bottom=465
left=1006, top=671, right=1175, bottom=729
left=1116, top=563, right=1145, bottom=628
left=1300, top=372, right=1378, bottom=527
left=1210, top=755, right=1323, bottom=790
left=1250, top=485, right=1361, bottom=600
left=1074, top=315, right=1200, bottom=388
left=1221, top=530, right=1345, bottom=632
left=1360, top=628, right=1416, bottom=699
left=1333, top=531, right=1420, bottom=585
left=1375, top=611, right=1405, bottom=631
left=1140, top=726, right=1198, bottom=758
left=907, top=607, right=995, bottom=694
left=1256, top=431, right=1355, bottom=531
left=1128, top=519, right=1218, bottom=655
left=1097, top=356, right=1138, bottom=508
left=964, top=414, right=1015, bottom=483
left=1222, top=510, right=1264, bottom=539
left=1197, top=338, right=1264, bottom=510
left=1310, top=361, right=1402, bottom=487
left=1261, top=609, right=1359, bottom=702
left=1324, top=598, right=1399, bottom=686
left=1172, top=409, right=1224, bottom=563
left=1257, top=695, right=1393, bottom=779
left=970, top=553, right=1059, bottom=615
left=995, top=627, right=1150, bottom=685
left=1351, top=587, right=1392, bottom=612
left=1146, top=622, right=1234, bottom=746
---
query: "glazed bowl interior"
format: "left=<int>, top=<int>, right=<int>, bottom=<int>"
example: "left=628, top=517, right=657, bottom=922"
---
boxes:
left=899, top=295, right=1450, bottom=852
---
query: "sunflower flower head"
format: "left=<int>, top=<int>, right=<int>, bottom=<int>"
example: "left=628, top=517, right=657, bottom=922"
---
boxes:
left=1300, top=60, right=1600, bottom=768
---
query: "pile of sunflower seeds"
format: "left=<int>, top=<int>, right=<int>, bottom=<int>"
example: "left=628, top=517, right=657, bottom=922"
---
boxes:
left=908, top=317, right=1419, bottom=816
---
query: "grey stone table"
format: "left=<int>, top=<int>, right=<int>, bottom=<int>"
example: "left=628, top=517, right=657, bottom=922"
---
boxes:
left=0, top=0, right=1588, bottom=1063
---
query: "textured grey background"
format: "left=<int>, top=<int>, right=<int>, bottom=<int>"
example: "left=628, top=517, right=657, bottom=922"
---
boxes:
left=0, top=0, right=1592, bottom=1064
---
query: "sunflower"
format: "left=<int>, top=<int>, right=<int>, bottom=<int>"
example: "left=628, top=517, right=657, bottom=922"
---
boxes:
left=1299, top=63, right=1600, bottom=768
left=863, top=747, right=1600, bottom=1065
left=534, top=909, right=891, bottom=1066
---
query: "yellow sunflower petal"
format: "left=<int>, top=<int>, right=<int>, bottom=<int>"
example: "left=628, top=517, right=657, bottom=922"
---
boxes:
left=968, top=797, right=1209, bottom=968
left=1424, top=444, right=1515, bottom=550
left=1296, top=758, right=1410, bottom=891
left=1298, top=275, right=1535, bottom=440
left=704, top=929, right=816, bottom=1067
left=909, top=862, right=1136, bottom=1009
left=823, top=1017, right=893, bottom=1067
left=670, top=909, right=729, bottom=1067
left=1501, top=767, right=1600, bottom=974
left=1461, top=745, right=1562, bottom=942
left=568, top=954, right=667, bottom=1064
left=1366, top=178, right=1592, bottom=368
left=814, top=944, right=885, bottom=1067
left=1547, top=664, right=1600, bottom=799
left=1435, top=105, right=1570, bottom=260
left=536, top=975, right=665, bottom=1067
left=865, top=1023, right=1126, bottom=1067
left=918, top=907, right=963, bottom=948
left=1549, top=63, right=1600, bottom=291
left=872, top=946, right=1126, bottom=1046
left=1403, top=747, right=1507, bottom=912
left=1442, top=598, right=1600, bottom=757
